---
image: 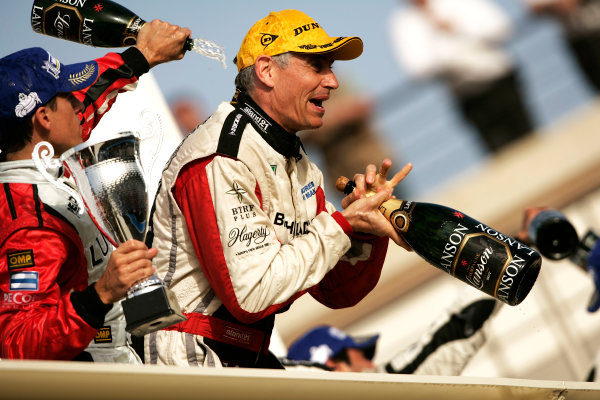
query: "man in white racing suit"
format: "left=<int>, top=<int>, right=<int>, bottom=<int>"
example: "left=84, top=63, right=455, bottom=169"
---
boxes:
left=146, top=9, right=413, bottom=368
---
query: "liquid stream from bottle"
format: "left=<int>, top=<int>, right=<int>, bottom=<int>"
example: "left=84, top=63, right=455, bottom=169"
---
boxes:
left=190, top=37, right=227, bottom=69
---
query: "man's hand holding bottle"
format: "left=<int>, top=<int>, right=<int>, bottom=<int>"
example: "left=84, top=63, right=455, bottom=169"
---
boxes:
left=339, top=158, right=413, bottom=250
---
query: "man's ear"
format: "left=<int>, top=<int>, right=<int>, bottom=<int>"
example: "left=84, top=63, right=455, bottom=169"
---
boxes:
left=32, top=105, right=51, bottom=132
left=254, top=55, right=276, bottom=88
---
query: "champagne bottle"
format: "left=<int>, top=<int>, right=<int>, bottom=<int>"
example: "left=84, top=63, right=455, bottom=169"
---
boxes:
left=527, top=209, right=580, bottom=260
left=526, top=211, right=600, bottom=310
left=337, top=177, right=542, bottom=306
left=30, top=0, right=226, bottom=66
left=523, top=208, right=598, bottom=269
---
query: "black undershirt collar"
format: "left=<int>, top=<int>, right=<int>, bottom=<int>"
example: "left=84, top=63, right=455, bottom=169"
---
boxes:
left=231, top=89, right=304, bottom=160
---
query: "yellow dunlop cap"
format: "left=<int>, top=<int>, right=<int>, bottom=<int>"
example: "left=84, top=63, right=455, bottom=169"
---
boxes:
left=234, top=9, right=363, bottom=71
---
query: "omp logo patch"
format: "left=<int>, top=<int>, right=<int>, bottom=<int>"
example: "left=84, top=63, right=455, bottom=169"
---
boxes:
left=7, top=250, right=35, bottom=270
left=94, top=326, right=112, bottom=343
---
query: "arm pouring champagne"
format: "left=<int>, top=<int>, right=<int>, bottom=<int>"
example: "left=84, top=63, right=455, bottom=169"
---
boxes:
left=31, top=0, right=227, bottom=68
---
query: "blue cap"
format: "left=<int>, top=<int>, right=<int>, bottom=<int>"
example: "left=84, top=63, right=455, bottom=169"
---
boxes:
left=0, top=47, right=98, bottom=129
left=287, top=326, right=379, bottom=364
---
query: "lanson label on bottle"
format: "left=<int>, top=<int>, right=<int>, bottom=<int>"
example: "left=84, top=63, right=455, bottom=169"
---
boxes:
left=31, top=3, right=90, bottom=45
left=443, top=221, right=538, bottom=304
left=31, top=0, right=145, bottom=47
left=450, top=231, right=510, bottom=299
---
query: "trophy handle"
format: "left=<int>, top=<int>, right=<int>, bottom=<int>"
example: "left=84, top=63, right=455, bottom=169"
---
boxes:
left=137, top=109, right=163, bottom=178
left=32, top=141, right=85, bottom=215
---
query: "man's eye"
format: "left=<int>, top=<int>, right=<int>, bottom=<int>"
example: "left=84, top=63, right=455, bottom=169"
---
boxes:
left=311, top=61, right=329, bottom=72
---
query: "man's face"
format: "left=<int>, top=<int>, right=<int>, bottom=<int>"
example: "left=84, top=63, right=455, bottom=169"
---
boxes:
left=270, top=53, right=339, bottom=133
left=47, top=93, right=84, bottom=155
left=328, top=348, right=376, bottom=372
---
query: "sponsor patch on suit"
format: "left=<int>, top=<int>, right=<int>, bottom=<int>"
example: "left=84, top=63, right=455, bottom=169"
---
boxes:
left=10, top=271, right=39, bottom=291
left=7, top=250, right=35, bottom=270
left=94, top=326, right=113, bottom=343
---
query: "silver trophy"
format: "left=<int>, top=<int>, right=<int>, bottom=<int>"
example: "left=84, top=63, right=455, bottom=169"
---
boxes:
left=34, top=131, right=185, bottom=336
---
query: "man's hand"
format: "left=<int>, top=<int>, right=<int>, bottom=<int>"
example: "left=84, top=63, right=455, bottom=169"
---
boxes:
left=341, top=159, right=412, bottom=209
left=95, top=239, right=158, bottom=304
left=340, top=188, right=410, bottom=250
left=340, top=159, right=413, bottom=250
left=136, top=19, right=191, bottom=68
left=515, top=206, right=548, bottom=244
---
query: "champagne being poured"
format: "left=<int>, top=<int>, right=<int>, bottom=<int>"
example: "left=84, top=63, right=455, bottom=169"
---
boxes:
left=30, top=0, right=227, bottom=68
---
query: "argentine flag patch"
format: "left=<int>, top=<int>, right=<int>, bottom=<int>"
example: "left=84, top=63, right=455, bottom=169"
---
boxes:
left=10, top=271, right=39, bottom=291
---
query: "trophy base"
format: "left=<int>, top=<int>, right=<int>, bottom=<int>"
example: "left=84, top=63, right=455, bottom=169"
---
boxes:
left=122, top=285, right=186, bottom=337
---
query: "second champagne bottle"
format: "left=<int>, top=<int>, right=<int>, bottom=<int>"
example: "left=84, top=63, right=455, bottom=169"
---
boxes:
left=337, top=177, right=542, bottom=306
left=30, top=0, right=227, bottom=67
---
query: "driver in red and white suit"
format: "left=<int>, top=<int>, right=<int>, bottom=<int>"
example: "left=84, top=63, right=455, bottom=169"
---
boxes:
left=145, top=9, right=413, bottom=368
left=0, top=20, right=190, bottom=361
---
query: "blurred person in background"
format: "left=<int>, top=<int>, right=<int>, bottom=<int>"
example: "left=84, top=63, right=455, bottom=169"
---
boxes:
left=284, top=294, right=500, bottom=374
left=388, top=0, right=534, bottom=153
left=517, top=206, right=600, bottom=381
left=170, top=94, right=206, bottom=136
left=299, top=87, right=407, bottom=202
left=524, top=0, right=600, bottom=93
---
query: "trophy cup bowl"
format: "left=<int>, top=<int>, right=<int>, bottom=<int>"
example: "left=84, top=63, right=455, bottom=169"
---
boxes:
left=59, top=131, right=185, bottom=336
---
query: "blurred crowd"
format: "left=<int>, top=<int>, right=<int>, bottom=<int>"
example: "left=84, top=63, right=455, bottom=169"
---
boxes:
left=171, top=0, right=600, bottom=200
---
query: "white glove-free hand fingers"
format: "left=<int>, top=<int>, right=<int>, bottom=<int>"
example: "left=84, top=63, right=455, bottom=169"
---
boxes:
left=94, top=240, right=157, bottom=304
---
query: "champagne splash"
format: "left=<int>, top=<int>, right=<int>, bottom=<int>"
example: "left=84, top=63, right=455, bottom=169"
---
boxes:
left=190, top=37, right=227, bottom=69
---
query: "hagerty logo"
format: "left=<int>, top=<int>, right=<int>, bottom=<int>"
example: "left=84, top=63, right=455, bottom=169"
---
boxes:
left=224, top=326, right=251, bottom=345
left=228, top=225, right=270, bottom=248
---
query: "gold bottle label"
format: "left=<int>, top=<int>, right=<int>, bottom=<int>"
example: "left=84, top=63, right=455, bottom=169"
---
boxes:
left=378, top=199, right=413, bottom=233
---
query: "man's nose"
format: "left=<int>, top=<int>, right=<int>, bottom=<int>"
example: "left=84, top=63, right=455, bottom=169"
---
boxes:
left=324, top=70, right=339, bottom=90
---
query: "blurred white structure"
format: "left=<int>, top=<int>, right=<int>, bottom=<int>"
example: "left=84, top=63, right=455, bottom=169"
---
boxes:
left=276, top=100, right=600, bottom=381
left=1, top=360, right=599, bottom=400
left=89, top=72, right=184, bottom=204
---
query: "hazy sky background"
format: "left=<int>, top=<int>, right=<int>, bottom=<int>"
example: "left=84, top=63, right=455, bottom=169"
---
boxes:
left=6, top=0, right=419, bottom=111
left=1, top=0, right=593, bottom=196
left=1, top=0, right=531, bottom=113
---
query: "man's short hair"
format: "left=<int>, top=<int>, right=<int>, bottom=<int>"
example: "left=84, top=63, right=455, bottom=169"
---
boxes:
left=234, top=52, right=292, bottom=92
left=0, top=96, right=58, bottom=159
